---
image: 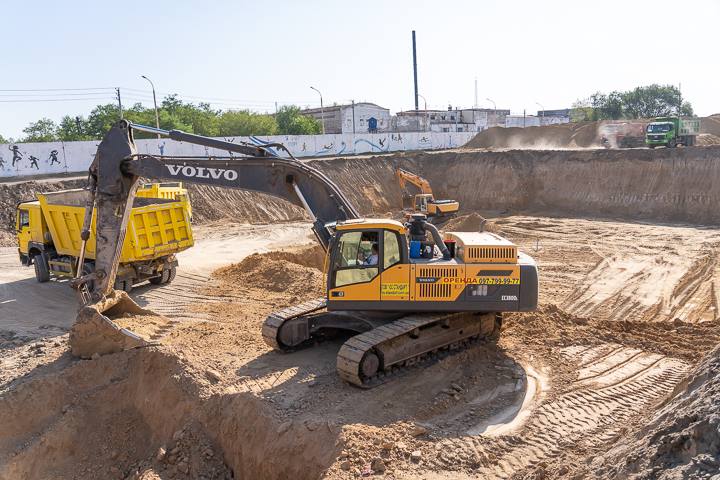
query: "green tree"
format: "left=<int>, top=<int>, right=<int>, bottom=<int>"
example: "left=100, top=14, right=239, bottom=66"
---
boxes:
left=570, top=98, right=594, bottom=122
left=22, top=118, right=58, bottom=142
left=218, top=110, right=278, bottom=136
left=0, top=133, right=8, bottom=144
left=621, top=84, right=686, bottom=118
left=86, top=103, right=123, bottom=138
left=275, top=106, right=322, bottom=135
left=57, top=115, right=93, bottom=141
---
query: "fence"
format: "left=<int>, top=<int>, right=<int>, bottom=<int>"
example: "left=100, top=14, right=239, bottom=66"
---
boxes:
left=0, top=131, right=475, bottom=178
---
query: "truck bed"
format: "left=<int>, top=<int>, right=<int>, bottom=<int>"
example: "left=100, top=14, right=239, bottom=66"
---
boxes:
left=38, top=189, right=193, bottom=262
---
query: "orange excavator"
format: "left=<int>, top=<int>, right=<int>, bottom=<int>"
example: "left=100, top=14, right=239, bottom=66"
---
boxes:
left=395, top=168, right=459, bottom=217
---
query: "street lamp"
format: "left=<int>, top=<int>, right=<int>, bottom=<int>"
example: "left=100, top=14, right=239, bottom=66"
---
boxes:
left=417, top=94, right=429, bottom=131
left=310, top=86, right=325, bottom=134
left=536, top=101, right=545, bottom=118
left=141, top=75, right=161, bottom=139
left=486, top=97, right=497, bottom=127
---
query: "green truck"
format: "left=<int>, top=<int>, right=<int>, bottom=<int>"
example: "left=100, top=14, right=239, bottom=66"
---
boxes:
left=645, top=116, right=700, bottom=148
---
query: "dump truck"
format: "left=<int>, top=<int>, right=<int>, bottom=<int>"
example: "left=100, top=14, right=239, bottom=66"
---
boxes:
left=16, top=184, right=193, bottom=292
left=69, top=121, right=537, bottom=388
left=645, top=116, right=699, bottom=148
left=395, top=168, right=460, bottom=217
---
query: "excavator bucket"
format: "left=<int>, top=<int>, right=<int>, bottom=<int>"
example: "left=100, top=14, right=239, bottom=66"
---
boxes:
left=70, top=290, right=156, bottom=358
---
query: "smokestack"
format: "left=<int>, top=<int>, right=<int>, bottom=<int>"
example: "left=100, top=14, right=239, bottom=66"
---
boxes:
left=412, top=30, right=418, bottom=112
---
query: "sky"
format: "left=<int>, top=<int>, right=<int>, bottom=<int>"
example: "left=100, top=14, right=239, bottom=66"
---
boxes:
left=1, top=0, right=718, bottom=139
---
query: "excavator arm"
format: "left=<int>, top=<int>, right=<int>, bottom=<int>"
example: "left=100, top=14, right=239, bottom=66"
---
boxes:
left=395, top=167, right=434, bottom=196
left=79, top=120, right=360, bottom=301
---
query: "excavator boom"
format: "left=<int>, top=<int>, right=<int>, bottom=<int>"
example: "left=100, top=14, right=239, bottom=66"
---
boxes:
left=69, top=120, right=363, bottom=357
left=86, top=120, right=359, bottom=300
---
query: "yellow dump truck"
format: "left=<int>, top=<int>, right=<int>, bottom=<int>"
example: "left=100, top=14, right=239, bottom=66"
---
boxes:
left=16, top=184, right=193, bottom=292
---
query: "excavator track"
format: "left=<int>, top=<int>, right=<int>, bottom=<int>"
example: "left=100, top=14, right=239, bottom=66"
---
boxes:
left=262, top=298, right=327, bottom=350
left=337, top=312, right=500, bottom=388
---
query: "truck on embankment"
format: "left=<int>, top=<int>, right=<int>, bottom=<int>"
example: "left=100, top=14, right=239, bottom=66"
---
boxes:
left=645, top=117, right=700, bottom=148
left=16, top=183, right=193, bottom=292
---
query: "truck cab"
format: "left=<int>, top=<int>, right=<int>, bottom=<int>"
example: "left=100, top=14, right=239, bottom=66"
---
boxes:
left=645, top=116, right=698, bottom=148
left=16, top=201, right=49, bottom=267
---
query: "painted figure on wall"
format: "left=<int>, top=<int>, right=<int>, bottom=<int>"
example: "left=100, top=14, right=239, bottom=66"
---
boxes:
left=49, top=150, right=60, bottom=166
left=158, top=142, right=165, bottom=156
left=9, top=145, right=22, bottom=167
left=29, top=155, right=40, bottom=170
left=0, top=155, right=5, bottom=169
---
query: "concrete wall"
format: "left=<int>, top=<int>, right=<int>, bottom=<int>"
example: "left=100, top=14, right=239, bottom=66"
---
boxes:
left=0, top=131, right=475, bottom=178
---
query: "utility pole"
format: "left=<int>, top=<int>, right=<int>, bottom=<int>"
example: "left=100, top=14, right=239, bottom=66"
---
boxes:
left=412, top=30, right=419, bottom=112
left=523, top=109, right=526, bottom=128
left=75, top=116, right=82, bottom=136
left=116, top=87, right=123, bottom=119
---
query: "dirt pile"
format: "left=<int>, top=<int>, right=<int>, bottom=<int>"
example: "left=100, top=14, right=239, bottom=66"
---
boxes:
left=0, top=348, right=339, bottom=480
left=465, top=122, right=603, bottom=149
left=213, top=248, right=324, bottom=297
left=441, top=212, right=497, bottom=233
left=185, top=184, right=306, bottom=224
left=590, top=345, right=720, bottom=479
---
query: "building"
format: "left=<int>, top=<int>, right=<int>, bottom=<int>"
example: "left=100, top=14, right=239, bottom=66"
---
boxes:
left=395, top=107, right=510, bottom=133
left=300, top=102, right=391, bottom=134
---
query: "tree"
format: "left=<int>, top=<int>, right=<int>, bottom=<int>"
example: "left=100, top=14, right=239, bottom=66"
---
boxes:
left=22, top=118, right=58, bottom=142
left=57, top=115, right=93, bottom=141
left=275, top=106, right=322, bottom=135
left=573, top=84, right=694, bottom=121
left=0, top=134, right=8, bottom=144
left=218, top=110, right=278, bottom=136
left=621, top=84, right=685, bottom=118
left=86, top=103, right=123, bottom=138
left=570, top=98, right=594, bottom=122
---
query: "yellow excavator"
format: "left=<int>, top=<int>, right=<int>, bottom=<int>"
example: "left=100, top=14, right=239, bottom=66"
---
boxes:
left=70, top=121, right=538, bottom=387
left=396, top=168, right=460, bottom=217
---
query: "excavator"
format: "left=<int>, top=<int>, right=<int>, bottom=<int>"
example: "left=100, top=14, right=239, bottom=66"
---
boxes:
left=70, top=121, right=538, bottom=387
left=396, top=168, right=460, bottom=217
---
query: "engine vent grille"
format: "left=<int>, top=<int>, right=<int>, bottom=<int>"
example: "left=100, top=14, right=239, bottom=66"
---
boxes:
left=418, top=267, right=459, bottom=278
left=417, top=282, right=452, bottom=299
left=466, top=246, right=516, bottom=263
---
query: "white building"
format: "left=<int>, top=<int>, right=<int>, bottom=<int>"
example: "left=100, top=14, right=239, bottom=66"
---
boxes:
left=300, top=102, right=391, bottom=134
left=395, top=107, right=510, bottom=132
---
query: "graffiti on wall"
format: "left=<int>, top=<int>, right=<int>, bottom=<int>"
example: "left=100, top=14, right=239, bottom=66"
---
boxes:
left=0, top=131, right=475, bottom=178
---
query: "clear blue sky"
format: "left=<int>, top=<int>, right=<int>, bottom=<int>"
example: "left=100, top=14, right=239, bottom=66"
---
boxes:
left=2, top=0, right=718, bottom=139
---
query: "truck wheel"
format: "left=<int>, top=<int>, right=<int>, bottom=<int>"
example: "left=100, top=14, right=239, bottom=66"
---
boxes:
left=114, top=279, right=133, bottom=293
left=668, top=139, right=676, bottom=148
left=33, top=253, right=50, bottom=283
left=149, top=268, right=170, bottom=285
left=164, top=265, right=177, bottom=284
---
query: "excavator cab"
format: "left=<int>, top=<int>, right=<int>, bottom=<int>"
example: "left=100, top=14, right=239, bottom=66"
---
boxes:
left=414, top=194, right=432, bottom=214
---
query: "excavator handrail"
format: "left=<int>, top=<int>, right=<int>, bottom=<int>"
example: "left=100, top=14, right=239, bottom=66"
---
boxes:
left=77, top=120, right=360, bottom=301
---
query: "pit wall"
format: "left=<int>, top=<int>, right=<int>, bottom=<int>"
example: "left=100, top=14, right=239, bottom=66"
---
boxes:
left=311, top=146, right=720, bottom=226
left=0, top=131, right=474, bottom=178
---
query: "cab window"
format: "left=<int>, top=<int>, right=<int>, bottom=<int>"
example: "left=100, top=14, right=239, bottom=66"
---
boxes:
left=17, top=209, right=30, bottom=229
left=333, top=231, right=379, bottom=287
left=384, top=231, right=401, bottom=269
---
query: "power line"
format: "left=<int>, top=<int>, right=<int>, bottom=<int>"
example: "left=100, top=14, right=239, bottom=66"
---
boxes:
left=0, top=92, right=118, bottom=97
left=0, top=87, right=114, bottom=92
left=0, top=97, right=115, bottom=103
